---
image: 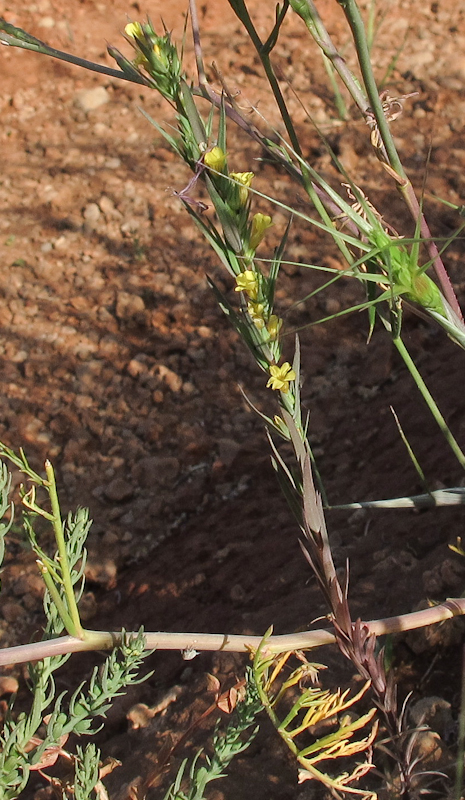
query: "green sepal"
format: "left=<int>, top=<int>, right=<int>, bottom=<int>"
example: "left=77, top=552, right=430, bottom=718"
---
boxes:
left=180, top=78, right=207, bottom=148
left=107, top=46, right=153, bottom=87
left=205, top=176, right=243, bottom=253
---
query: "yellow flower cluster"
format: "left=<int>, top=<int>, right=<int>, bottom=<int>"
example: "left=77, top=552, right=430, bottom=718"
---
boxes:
left=202, top=148, right=285, bottom=391
left=236, top=276, right=282, bottom=340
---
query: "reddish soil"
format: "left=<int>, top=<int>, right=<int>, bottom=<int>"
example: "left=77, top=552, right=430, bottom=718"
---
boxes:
left=1, top=0, right=465, bottom=797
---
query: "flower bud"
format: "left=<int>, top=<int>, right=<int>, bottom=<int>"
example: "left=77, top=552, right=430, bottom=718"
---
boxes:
left=247, top=301, right=266, bottom=328
left=230, top=171, right=254, bottom=208
left=125, top=21, right=144, bottom=39
left=266, top=315, right=283, bottom=341
left=204, top=146, right=227, bottom=172
left=249, top=213, right=273, bottom=251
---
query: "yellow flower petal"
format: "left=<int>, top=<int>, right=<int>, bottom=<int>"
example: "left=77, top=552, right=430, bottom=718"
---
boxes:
left=204, top=146, right=227, bottom=172
left=235, top=270, right=259, bottom=301
left=266, top=314, right=283, bottom=341
left=125, top=21, right=144, bottom=39
left=247, top=301, right=266, bottom=328
left=249, top=213, right=273, bottom=251
left=230, top=171, right=254, bottom=207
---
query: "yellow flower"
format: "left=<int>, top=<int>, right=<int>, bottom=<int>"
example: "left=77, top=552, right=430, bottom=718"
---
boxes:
left=125, top=22, right=161, bottom=64
left=204, top=146, right=227, bottom=172
left=266, top=314, right=282, bottom=341
left=230, top=171, right=254, bottom=207
left=249, top=213, right=273, bottom=251
left=125, top=21, right=144, bottom=39
left=247, top=301, right=266, bottom=328
left=235, top=270, right=259, bottom=301
left=266, top=362, right=296, bottom=393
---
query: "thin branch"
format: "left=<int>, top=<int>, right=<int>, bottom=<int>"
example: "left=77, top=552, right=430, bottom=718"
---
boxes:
left=289, top=0, right=369, bottom=114
left=0, top=19, right=148, bottom=85
left=1, top=597, right=464, bottom=666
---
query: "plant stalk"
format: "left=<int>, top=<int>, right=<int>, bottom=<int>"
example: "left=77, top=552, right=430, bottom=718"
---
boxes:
left=393, top=337, right=465, bottom=470
left=1, top=597, right=464, bottom=666
left=45, top=460, right=84, bottom=639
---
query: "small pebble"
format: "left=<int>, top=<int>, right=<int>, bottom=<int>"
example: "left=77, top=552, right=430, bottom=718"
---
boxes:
left=74, top=86, right=110, bottom=112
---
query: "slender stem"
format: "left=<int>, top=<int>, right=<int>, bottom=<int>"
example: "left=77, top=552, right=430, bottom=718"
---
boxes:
left=262, top=0, right=290, bottom=54
left=262, top=53, right=302, bottom=157
left=225, top=0, right=365, bottom=260
left=338, top=0, right=463, bottom=318
left=37, top=562, right=76, bottom=635
left=289, top=0, right=369, bottom=114
left=1, top=598, right=464, bottom=666
left=366, top=0, right=376, bottom=51
left=188, top=6, right=358, bottom=246
left=393, top=337, right=465, bottom=470
left=188, top=0, right=207, bottom=89
left=226, top=0, right=302, bottom=157
left=45, top=461, right=84, bottom=639
left=337, top=0, right=404, bottom=175
left=321, top=53, right=348, bottom=120
left=401, top=183, right=464, bottom=321
left=0, top=26, right=147, bottom=85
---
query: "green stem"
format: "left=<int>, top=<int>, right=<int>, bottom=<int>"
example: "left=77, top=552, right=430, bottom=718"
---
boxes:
left=321, top=53, right=348, bottom=120
left=295, top=1, right=462, bottom=318
left=393, top=337, right=465, bottom=470
left=45, top=461, right=84, bottom=639
left=227, top=0, right=347, bottom=266
left=262, top=0, right=290, bottom=54
left=227, top=0, right=302, bottom=157
left=0, top=20, right=147, bottom=85
left=253, top=660, right=292, bottom=748
left=289, top=0, right=368, bottom=113
left=338, top=1, right=462, bottom=318
left=337, top=0, right=404, bottom=176
left=366, top=0, right=376, bottom=52
left=38, top=562, right=76, bottom=636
